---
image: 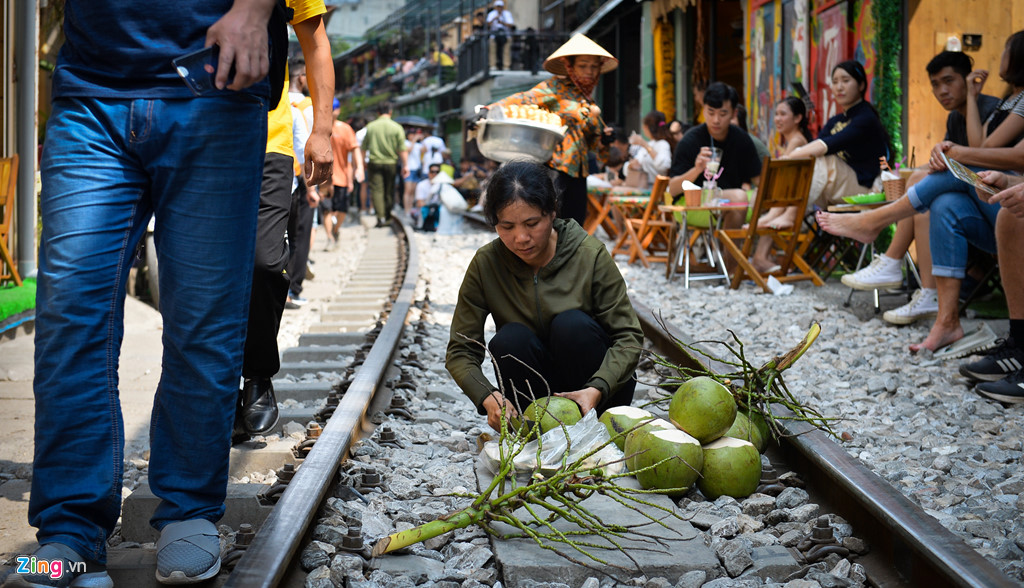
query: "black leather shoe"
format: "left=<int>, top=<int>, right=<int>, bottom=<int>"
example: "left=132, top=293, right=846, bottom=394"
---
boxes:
left=239, top=378, right=279, bottom=435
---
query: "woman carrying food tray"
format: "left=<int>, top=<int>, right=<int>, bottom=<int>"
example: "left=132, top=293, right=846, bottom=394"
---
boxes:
left=478, top=34, right=617, bottom=226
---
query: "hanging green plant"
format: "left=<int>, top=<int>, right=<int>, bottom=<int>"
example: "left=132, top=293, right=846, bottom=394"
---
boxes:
left=871, top=0, right=903, bottom=163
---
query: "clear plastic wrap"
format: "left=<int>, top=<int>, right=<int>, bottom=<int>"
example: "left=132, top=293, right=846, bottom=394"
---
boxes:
left=479, top=411, right=625, bottom=479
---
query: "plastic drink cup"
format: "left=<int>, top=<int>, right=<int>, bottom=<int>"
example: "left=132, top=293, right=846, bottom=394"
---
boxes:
left=706, top=146, right=723, bottom=174
left=701, top=180, right=717, bottom=204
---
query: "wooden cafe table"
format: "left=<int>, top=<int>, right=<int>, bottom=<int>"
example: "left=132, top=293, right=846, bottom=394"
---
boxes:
left=659, top=198, right=751, bottom=287
left=584, top=185, right=652, bottom=239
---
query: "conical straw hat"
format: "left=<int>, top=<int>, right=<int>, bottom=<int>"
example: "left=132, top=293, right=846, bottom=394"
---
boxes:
left=543, top=34, right=618, bottom=76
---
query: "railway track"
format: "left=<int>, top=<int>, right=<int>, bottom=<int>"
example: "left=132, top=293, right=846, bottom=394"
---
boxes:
left=108, top=218, right=1017, bottom=588
left=221, top=219, right=417, bottom=587
left=636, top=302, right=1018, bottom=588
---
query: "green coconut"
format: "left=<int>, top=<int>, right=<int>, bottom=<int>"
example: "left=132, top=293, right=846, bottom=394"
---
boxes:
left=523, top=396, right=582, bottom=433
left=632, top=429, right=704, bottom=497
left=599, top=406, right=655, bottom=450
left=725, top=410, right=766, bottom=453
left=668, top=376, right=737, bottom=444
left=697, top=437, right=762, bottom=500
left=623, top=418, right=675, bottom=472
left=748, top=410, right=771, bottom=449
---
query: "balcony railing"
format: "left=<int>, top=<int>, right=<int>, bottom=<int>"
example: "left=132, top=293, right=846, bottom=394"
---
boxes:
left=456, top=30, right=570, bottom=86
left=335, top=30, right=571, bottom=115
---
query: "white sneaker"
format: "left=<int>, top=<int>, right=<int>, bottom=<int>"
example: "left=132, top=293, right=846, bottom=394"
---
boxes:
left=841, top=255, right=903, bottom=290
left=883, top=288, right=939, bottom=325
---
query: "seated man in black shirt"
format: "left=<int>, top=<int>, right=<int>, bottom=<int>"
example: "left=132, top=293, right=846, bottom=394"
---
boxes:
left=668, top=81, right=762, bottom=228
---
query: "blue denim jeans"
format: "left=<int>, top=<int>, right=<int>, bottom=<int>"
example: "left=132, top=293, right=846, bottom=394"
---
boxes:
left=31, top=96, right=266, bottom=563
left=906, top=170, right=998, bottom=279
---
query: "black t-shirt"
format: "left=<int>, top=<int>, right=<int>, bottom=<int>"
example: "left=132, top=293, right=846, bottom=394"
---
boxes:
left=669, top=124, right=763, bottom=189
left=53, top=0, right=269, bottom=100
left=945, top=94, right=1000, bottom=146
left=819, top=101, right=888, bottom=188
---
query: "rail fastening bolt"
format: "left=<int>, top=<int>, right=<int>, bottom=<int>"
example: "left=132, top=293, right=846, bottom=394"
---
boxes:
left=361, top=468, right=382, bottom=488
left=277, top=463, right=296, bottom=483
left=811, top=516, right=834, bottom=542
left=341, top=525, right=364, bottom=550
left=235, top=523, right=255, bottom=547
left=306, top=422, right=322, bottom=439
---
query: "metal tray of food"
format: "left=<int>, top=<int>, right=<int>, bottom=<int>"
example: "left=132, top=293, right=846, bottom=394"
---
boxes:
left=476, top=118, right=565, bottom=164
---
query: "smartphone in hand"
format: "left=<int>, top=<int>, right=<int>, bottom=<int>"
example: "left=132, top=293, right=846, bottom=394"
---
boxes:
left=173, top=45, right=234, bottom=96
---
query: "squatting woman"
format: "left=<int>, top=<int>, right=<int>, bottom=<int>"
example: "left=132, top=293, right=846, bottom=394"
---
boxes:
left=445, top=162, right=642, bottom=431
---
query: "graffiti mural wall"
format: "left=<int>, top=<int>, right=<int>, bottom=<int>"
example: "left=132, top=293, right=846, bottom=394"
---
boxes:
left=745, top=0, right=877, bottom=148
left=746, top=0, right=779, bottom=149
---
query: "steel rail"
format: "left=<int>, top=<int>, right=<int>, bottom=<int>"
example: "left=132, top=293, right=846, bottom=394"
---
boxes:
left=224, top=222, right=418, bottom=588
left=633, top=301, right=1017, bottom=588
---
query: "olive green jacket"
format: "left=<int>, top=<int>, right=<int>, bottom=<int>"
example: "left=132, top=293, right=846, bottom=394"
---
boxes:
left=445, top=219, right=643, bottom=412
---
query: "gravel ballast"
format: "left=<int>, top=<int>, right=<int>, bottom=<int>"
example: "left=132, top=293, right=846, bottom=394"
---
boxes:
left=295, top=220, right=1024, bottom=587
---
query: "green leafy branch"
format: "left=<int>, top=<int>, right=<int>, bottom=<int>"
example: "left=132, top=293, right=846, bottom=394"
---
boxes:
left=642, top=317, right=838, bottom=440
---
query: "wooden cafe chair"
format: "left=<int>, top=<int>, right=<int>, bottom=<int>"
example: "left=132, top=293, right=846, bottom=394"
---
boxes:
left=718, top=157, right=823, bottom=292
left=0, top=154, right=21, bottom=287
left=608, top=175, right=672, bottom=268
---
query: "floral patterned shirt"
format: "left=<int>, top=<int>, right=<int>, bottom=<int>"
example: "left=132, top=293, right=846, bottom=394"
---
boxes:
left=492, top=76, right=609, bottom=177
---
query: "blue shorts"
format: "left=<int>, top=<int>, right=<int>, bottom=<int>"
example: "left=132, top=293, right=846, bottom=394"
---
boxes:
left=406, top=168, right=424, bottom=183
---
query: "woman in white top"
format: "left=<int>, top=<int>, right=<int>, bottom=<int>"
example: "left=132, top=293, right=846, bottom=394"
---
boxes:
left=625, top=110, right=676, bottom=186
left=750, top=96, right=812, bottom=273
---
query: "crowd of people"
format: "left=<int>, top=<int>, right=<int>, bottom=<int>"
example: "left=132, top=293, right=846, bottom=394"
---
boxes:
left=583, top=35, right=1024, bottom=407
left=322, top=105, right=501, bottom=234
left=447, top=28, right=1024, bottom=434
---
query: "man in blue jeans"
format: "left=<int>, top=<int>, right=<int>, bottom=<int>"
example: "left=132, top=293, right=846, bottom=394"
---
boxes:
left=3, top=1, right=277, bottom=586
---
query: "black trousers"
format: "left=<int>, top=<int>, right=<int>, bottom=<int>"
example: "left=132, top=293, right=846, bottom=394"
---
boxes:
left=368, top=162, right=397, bottom=222
left=554, top=170, right=587, bottom=227
left=487, top=309, right=636, bottom=414
left=287, top=175, right=313, bottom=297
left=493, top=31, right=508, bottom=69
left=243, top=153, right=293, bottom=380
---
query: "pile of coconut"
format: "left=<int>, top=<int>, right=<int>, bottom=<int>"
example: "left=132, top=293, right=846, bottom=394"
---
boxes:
left=517, top=378, right=761, bottom=501
left=605, top=376, right=766, bottom=500
left=514, top=377, right=765, bottom=500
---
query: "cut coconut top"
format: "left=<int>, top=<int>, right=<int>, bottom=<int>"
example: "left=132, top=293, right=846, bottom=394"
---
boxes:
left=650, top=429, right=700, bottom=445
left=703, top=436, right=756, bottom=450
left=647, top=418, right=674, bottom=429
left=604, top=406, right=654, bottom=418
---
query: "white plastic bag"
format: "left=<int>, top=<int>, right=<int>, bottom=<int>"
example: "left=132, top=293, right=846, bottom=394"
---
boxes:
left=479, top=411, right=625, bottom=478
left=439, top=183, right=468, bottom=213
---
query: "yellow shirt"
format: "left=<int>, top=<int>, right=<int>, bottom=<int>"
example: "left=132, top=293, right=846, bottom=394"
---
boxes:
left=266, top=0, right=327, bottom=157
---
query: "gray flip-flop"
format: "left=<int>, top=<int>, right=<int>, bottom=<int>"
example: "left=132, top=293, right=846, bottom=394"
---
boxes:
left=933, top=323, right=1000, bottom=361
